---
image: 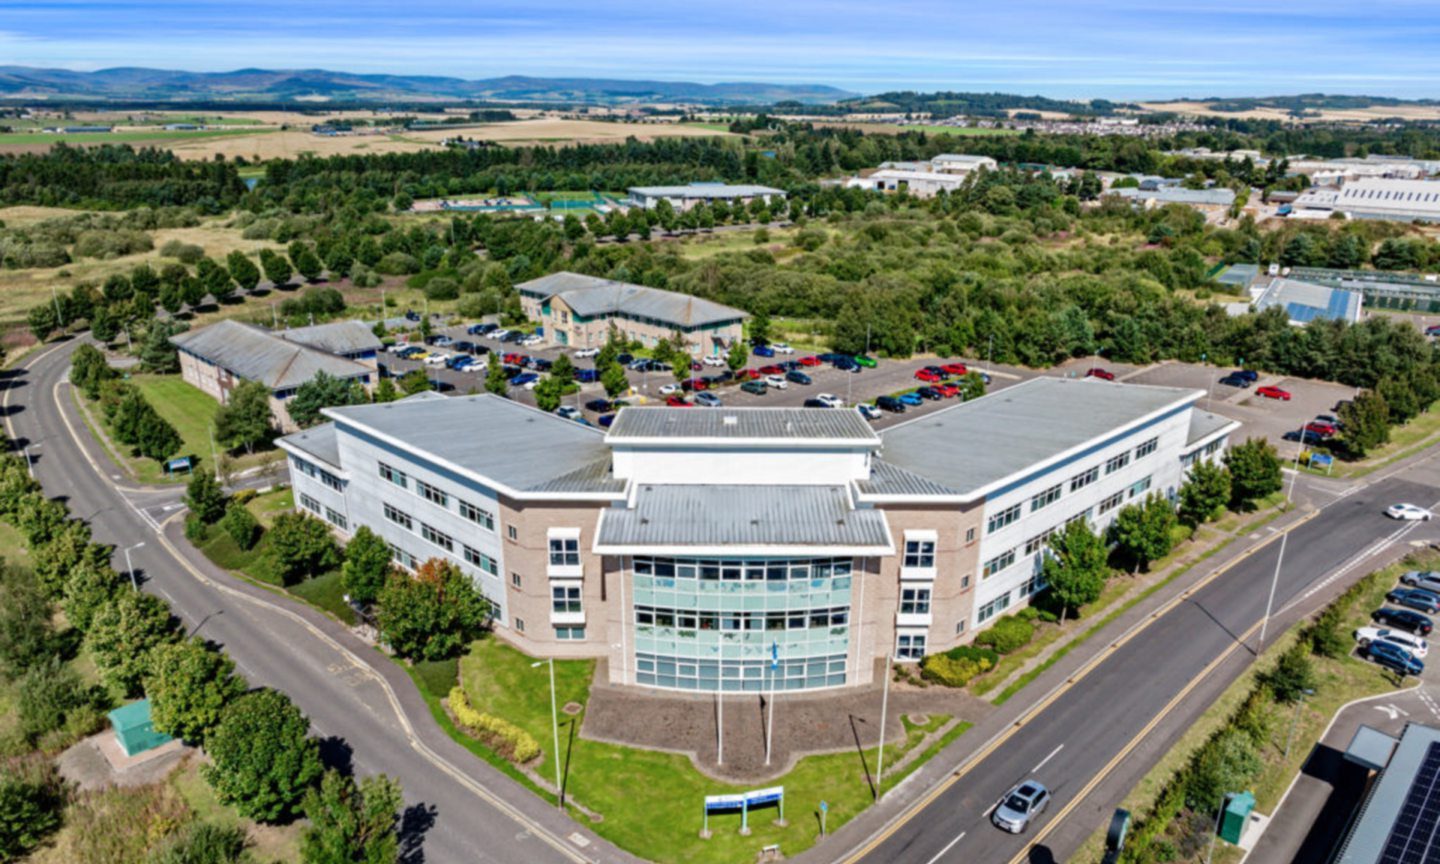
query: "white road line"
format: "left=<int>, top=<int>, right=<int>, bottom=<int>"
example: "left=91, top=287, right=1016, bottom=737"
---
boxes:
left=1032, top=743, right=1064, bottom=773
left=922, top=831, right=966, bottom=864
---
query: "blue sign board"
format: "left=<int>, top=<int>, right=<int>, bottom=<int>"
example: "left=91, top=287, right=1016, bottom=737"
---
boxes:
left=166, top=456, right=192, bottom=473
left=1309, top=453, right=1334, bottom=469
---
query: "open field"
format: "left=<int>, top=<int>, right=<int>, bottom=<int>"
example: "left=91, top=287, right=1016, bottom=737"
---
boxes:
left=1139, top=100, right=1440, bottom=123
left=0, top=127, right=274, bottom=155
left=812, top=120, right=1019, bottom=136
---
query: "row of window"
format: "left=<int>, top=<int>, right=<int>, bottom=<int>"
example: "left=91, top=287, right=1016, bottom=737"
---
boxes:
left=982, top=548, right=1017, bottom=578
left=986, top=437, right=1159, bottom=538
left=292, top=457, right=343, bottom=492
left=298, top=493, right=348, bottom=531
left=978, top=592, right=1011, bottom=623
left=377, top=461, right=497, bottom=532
left=634, top=605, right=850, bottom=631
left=632, top=557, right=854, bottom=582
left=385, top=501, right=498, bottom=578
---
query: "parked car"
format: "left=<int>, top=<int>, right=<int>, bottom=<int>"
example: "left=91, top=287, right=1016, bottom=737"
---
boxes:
left=555, top=406, right=582, bottom=421
left=428, top=379, right=454, bottom=392
left=941, top=362, right=969, bottom=376
left=681, top=378, right=709, bottom=392
left=573, top=346, right=600, bottom=358
left=585, top=399, right=612, bottom=413
left=764, top=374, right=789, bottom=390
left=694, top=392, right=723, bottom=407
left=404, top=310, right=421, bottom=322
left=758, top=364, right=785, bottom=376
left=799, top=355, right=822, bottom=367
left=1256, top=385, right=1292, bottom=400
left=876, top=396, right=906, bottom=414
left=1427, top=324, right=1440, bottom=337
left=736, top=368, right=762, bottom=381
left=1401, top=571, right=1440, bottom=594
left=741, top=380, right=768, bottom=396
left=503, top=352, right=526, bottom=366
left=490, top=328, right=511, bottom=341
left=467, top=322, right=496, bottom=335
left=803, top=398, right=831, bottom=408
left=1366, top=640, right=1425, bottom=677
left=1234, top=369, right=1260, bottom=383
left=452, top=340, right=476, bottom=354
left=786, top=370, right=812, bottom=385
left=574, top=368, right=599, bottom=383
left=1314, top=414, right=1343, bottom=430
left=1284, top=429, right=1329, bottom=446
left=914, top=369, right=942, bottom=383
left=1218, top=373, right=1252, bottom=388
left=834, top=357, right=860, bottom=372
left=508, top=372, right=540, bottom=389
left=1085, top=367, right=1115, bottom=381
left=992, top=780, right=1051, bottom=834
left=702, top=355, right=726, bottom=367
left=659, top=383, right=681, bottom=395
left=598, top=414, right=616, bottom=427
left=898, top=392, right=924, bottom=406
left=1373, top=608, right=1434, bottom=635
left=935, top=382, right=960, bottom=398
left=1388, top=503, right=1434, bottom=521
left=816, top=353, right=845, bottom=364
left=753, top=345, right=776, bottom=358
left=432, top=335, right=454, bottom=347
left=616, top=353, right=634, bottom=365
left=771, top=343, right=795, bottom=355
left=854, top=355, right=877, bottom=368
left=857, top=403, right=882, bottom=420
left=665, top=396, right=691, bottom=407
left=627, top=358, right=653, bottom=372
left=446, top=355, right=472, bottom=370
left=916, top=386, right=942, bottom=400
left=816, top=393, right=844, bottom=408
left=503, top=331, right=527, bottom=344
left=1355, top=626, right=1429, bottom=659
left=529, top=358, right=553, bottom=372
left=1304, top=421, right=1337, bottom=438
left=1387, top=588, right=1440, bottom=614
left=424, top=353, right=450, bottom=367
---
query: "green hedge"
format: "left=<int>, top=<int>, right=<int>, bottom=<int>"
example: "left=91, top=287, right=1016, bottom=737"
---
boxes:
left=920, top=645, right=1001, bottom=687
left=975, top=614, right=1036, bottom=654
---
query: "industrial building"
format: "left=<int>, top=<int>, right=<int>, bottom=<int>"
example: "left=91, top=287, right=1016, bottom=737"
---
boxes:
left=516, top=272, right=748, bottom=356
left=930, top=154, right=999, bottom=175
left=279, top=378, right=1237, bottom=693
left=1291, top=178, right=1440, bottom=223
left=1249, top=276, right=1364, bottom=326
left=625, top=183, right=786, bottom=212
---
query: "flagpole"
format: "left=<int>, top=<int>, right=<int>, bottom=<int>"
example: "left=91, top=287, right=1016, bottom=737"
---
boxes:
left=766, top=641, right=778, bottom=766
left=717, top=630, right=725, bottom=766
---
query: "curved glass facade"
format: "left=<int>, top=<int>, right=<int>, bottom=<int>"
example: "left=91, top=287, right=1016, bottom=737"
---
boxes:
left=630, top=557, right=854, bottom=692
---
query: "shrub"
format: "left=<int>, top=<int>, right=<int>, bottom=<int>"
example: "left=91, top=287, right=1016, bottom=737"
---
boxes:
left=160, top=240, right=204, bottom=264
left=974, top=615, right=1035, bottom=654
left=17, top=656, right=94, bottom=743
left=144, top=822, right=248, bottom=864
left=919, top=645, right=1000, bottom=687
left=220, top=501, right=261, bottom=551
left=0, top=756, right=64, bottom=860
left=447, top=687, right=540, bottom=763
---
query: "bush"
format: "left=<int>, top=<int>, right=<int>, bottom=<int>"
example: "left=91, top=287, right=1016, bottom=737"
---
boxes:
left=204, top=689, right=323, bottom=823
left=160, top=240, right=204, bottom=264
left=17, top=656, right=94, bottom=743
left=144, top=822, right=248, bottom=864
left=0, top=757, right=64, bottom=860
left=974, top=615, right=1035, bottom=654
left=447, top=686, right=540, bottom=762
left=919, top=645, right=1000, bottom=687
left=220, top=501, right=261, bottom=551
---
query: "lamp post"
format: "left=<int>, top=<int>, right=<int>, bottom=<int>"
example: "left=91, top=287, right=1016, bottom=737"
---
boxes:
left=22, top=442, right=36, bottom=478
left=1287, top=418, right=1307, bottom=504
left=122, top=542, right=146, bottom=591
left=875, top=653, right=893, bottom=799
left=1284, top=688, right=1316, bottom=759
left=1259, top=530, right=1288, bottom=652
left=531, top=659, right=563, bottom=809
left=765, top=641, right=779, bottom=766
left=1204, top=793, right=1229, bottom=864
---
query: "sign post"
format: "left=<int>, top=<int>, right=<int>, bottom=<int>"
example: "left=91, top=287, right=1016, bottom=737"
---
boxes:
left=820, top=800, right=828, bottom=837
left=702, top=787, right=785, bottom=839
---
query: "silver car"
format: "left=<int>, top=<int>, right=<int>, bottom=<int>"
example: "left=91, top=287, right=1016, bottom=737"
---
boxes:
left=992, top=780, right=1050, bottom=834
left=1402, top=571, right=1440, bottom=594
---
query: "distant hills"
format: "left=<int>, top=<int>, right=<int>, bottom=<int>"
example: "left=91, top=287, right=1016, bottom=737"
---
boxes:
left=835, top=91, right=1135, bottom=118
left=0, top=66, right=855, bottom=105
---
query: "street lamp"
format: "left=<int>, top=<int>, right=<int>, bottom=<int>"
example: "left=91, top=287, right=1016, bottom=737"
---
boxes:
left=123, top=542, right=146, bottom=591
left=531, top=659, right=563, bottom=809
left=1258, top=530, right=1288, bottom=652
left=875, top=653, right=893, bottom=799
left=1284, top=688, right=1317, bottom=759
left=22, top=442, right=38, bottom=478
left=1204, top=793, right=1230, bottom=864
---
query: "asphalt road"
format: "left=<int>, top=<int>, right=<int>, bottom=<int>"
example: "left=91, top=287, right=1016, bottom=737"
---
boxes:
left=3, top=337, right=630, bottom=864
left=845, top=473, right=1440, bottom=864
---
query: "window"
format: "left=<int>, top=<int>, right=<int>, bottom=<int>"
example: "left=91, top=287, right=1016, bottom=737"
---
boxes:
left=983, top=549, right=1016, bottom=578
left=1019, top=574, right=1047, bottom=597
left=320, top=470, right=343, bottom=492
left=293, top=457, right=317, bottom=478
left=965, top=527, right=976, bottom=543
left=987, top=503, right=1022, bottom=534
left=896, top=633, right=927, bottom=661
left=549, top=537, right=580, bottom=568
left=383, top=502, right=413, bottom=531
left=510, top=572, right=521, bottom=588
left=1205, top=439, right=1224, bottom=456
left=1070, top=466, right=1099, bottom=492
left=507, top=525, right=518, bottom=541
left=955, top=620, right=966, bottom=635
left=1030, top=484, right=1062, bottom=512
left=978, top=593, right=1011, bottom=623
left=515, top=618, right=525, bottom=633
left=458, top=500, right=495, bottom=530
left=552, top=584, right=582, bottom=615
left=1098, top=491, right=1125, bottom=515
left=903, top=540, right=935, bottom=569
left=379, top=462, right=408, bottom=489
left=1105, top=452, right=1130, bottom=474
left=1135, top=437, right=1159, bottom=459
left=1025, top=528, right=1058, bottom=556
left=417, top=479, right=448, bottom=508
left=299, top=493, right=321, bottom=514
left=463, top=546, right=498, bottom=575
left=961, top=574, right=970, bottom=588
left=389, top=544, right=416, bottom=570
left=555, top=626, right=585, bottom=641
left=900, top=587, right=931, bottom=615
left=324, top=507, right=347, bottom=530
left=1129, top=476, right=1152, bottom=499
left=420, top=523, right=453, bottom=553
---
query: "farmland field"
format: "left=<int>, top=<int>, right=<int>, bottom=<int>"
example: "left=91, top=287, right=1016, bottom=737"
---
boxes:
left=0, top=127, right=273, bottom=154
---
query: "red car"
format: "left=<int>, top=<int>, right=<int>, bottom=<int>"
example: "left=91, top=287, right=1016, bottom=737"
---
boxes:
left=1085, top=368, right=1116, bottom=381
left=1256, top=386, right=1291, bottom=400
left=935, top=382, right=960, bottom=398
left=941, top=363, right=968, bottom=376
left=680, top=378, right=708, bottom=392
left=915, top=369, right=943, bottom=383
left=736, top=368, right=762, bottom=381
left=1305, top=421, right=1337, bottom=437
left=799, top=356, right=822, bottom=367
left=503, top=352, right=526, bottom=365
left=666, top=395, right=692, bottom=407
left=759, top=365, right=785, bottom=376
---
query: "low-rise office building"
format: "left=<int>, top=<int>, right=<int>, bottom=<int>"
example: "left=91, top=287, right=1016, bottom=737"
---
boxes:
left=517, top=272, right=747, bottom=356
left=172, top=319, right=375, bottom=433
left=280, top=378, right=1237, bottom=694
left=930, top=154, right=999, bottom=176
left=845, top=168, right=968, bottom=198
left=626, top=183, right=786, bottom=212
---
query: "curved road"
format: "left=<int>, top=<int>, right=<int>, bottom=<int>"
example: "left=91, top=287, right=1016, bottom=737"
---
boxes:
left=3, top=337, right=634, bottom=864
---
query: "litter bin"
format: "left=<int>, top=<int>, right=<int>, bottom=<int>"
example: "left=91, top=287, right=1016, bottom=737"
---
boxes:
left=1220, top=791, right=1255, bottom=844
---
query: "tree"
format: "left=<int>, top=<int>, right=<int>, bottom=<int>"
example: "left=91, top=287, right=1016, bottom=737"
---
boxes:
left=197, top=257, right=234, bottom=303
left=550, top=353, right=574, bottom=386
left=62, top=563, right=121, bottom=633
left=0, top=758, right=64, bottom=861
left=485, top=355, right=509, bottom=396
left=289, top=372, right=366, bottom=428
left=600, top=362, right=629, bottom=399
left=750, top=310, right=771, bottom=345
left=372, top=377, right=399, bottom=404
left=1187, top=729, right=1262, bottom=813
left=1224, top=437, right=1283, bottom=510
left=958, top=370, right=987, bottom=401
left=225, top=250, right=260, bottom=295
left=141, top=321, right=182, bottom=373
left=32, top=519, right=109, bottom=598
left=17, top=656, right=91, bottom=742
left=1179, top=460, right=1231, bottom=527
left=398, top=368, right=430, bottom=396
left=187, top=469, right=229, bottom=524
left=376, top=558, right=491, bottom=660
left=1262, top=642, right=1318, bottom=705
left=268, top=512, right=341, bottom=584
left=301, top=770, right=404, bottom=864
left=204, top=688, right=323, bottom=823
left=27, top=303, right=59, bottom=342
left=84, top=588, right=178, bottom=693
left=341, top=525, right=393, bottom=608
left=533, top=376, right=565, bottom=412
left=260, top=247, right=293, bottom=287
left=1340, top=390, right=1390, bottom=457
left=1110, top=493, right=1177, bottom=572
left=290, top=242, right=324, bottom=283
left=145, top=638, right=247, bottom=744
left=69, top=343, right=116, bottom=399
left=1040, top=518, right=1109, bottom=620
left=221, top=500, right=261, bottom=550
left=137, top=409, right=183, bottom=462
left=0, top=562, right=56, bottom=675
left=145, top=822, right=249, bottom=864
left=726, top=339, right=747, bottom=373
left=215, top=380, right=273, bottom=453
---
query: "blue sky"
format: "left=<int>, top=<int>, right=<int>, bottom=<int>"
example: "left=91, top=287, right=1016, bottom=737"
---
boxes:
left=5, top=0, right=1440, bottom=99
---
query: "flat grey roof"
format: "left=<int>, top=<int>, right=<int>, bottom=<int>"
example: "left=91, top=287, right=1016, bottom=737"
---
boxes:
left=607, top=407, right=879, bottom=444
left=171, top=320, right=371, bottom=391
left=1214, top=263, right=1260, bottom=287
left=1254, top=277, right=1363, bottom=325
left=323, top=394, right=624, bottom=497
left=877, top=378, right=1199, bottom=499
left=517, top=272, right=747, bottom=328
left=596, top=485, right=891, bottom=550
left=1336, top=723, right=1440, bottom=864
left=628, top=183, right=784, bottom=199
left=278, top=421, right=341, bottom=468
left=1111, top=186, right=1236, bottom=207
left=1186, top=410, right=1239, bottom=449
left=856, top=459, right=961, bottom=498
left=280, top=320, right=383, bottom=356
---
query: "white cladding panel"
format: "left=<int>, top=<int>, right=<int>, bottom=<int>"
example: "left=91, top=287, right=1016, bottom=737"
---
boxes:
left=611, top=446, right=870, bottom=486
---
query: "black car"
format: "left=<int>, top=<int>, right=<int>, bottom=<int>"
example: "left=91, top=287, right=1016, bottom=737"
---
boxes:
left=616, top=353, right=634, bottom=365
left=1234, top=369, right=1259, bottom=383
left=468, top=322, right=497, bottom=335
left=1374, top=607, right=1435, bottom=635
left=452, top=340, right=475, bottom=353
left=916, top=386, right=943, bottom=400
left=585, top=399, right=613, bottom=413
left=502, top=331, right=527, bottom=344
left=786, top=370, right=812, bottom=385
left=834, top=357, right=860, bottom=372
left=876, top=395, right=906, bottom=413
left=803, top=398, right=832, bottom=408
left=429, top=379, right=455, bottom=392
left=530, top=358, right=553, bottom=371
left=404, top=310, right=421, bottom=322
left=780, top=359, right=803, bottom=371
left=817, top=353, right=845, bottom=363
left=1283, top=429, right=1328, bottom=446
left=1219, top=373, right=1252, bottom=388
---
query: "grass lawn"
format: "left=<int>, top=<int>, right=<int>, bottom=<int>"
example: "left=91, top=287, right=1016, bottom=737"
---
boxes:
left=677, top=227, right=799, bottom=260
left=458, top=637, right=964, bottom=864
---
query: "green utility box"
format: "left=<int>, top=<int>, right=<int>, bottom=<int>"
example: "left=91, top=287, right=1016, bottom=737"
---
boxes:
left=108, top=699, right=173, bottom=757
left=1220, top=791, right=1256, bottom=844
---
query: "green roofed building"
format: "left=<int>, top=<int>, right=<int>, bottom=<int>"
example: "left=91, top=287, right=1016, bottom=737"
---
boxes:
left=108, top=699, right=174, bottom=757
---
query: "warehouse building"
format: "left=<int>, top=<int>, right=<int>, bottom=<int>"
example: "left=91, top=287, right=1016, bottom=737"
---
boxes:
left=280, top=378, right=1237, bottom=694
left=626, top=182, right=786, bottom=212
left=1291, top=177, right=1440, bottom=223
left=930, top=153, right=999, bottom=175
left=172, top=319, right=376, bottom=433
left=517, top=272, right=747, bottom=356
